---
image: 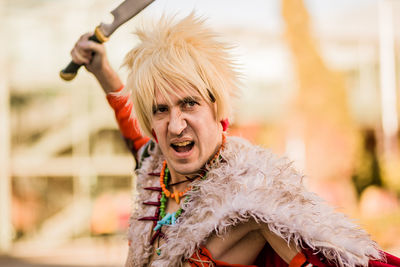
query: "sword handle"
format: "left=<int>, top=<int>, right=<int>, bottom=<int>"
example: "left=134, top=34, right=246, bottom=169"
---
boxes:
left=60, top=27, right=107, bottom=81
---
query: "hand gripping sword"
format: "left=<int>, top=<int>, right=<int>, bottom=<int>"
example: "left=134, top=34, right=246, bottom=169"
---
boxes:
left=60, top=0, right=154, bottom=81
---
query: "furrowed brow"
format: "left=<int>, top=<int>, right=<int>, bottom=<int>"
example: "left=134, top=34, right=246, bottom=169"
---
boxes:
left=180, top=96, right=201, bottom=104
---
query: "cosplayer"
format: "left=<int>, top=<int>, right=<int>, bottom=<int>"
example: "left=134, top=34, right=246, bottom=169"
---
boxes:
left=71, top=14, right=400, bottom=267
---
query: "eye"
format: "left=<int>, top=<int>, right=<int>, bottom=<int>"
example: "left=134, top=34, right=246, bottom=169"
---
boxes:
left=153, top=106, right=168, bottom=114
left=183, top=99, right=199, bottom=109
left=186, top=100, right=196, bottom=107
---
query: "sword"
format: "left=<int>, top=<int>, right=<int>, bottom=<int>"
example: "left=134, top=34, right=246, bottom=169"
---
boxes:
left=60, top=0, right=154, bottom=81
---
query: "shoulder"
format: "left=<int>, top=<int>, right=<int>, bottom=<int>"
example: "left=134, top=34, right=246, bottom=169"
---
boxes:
left=136, top=139, right=156, bottom=169
left=136, top=140, right=164, bottom=178
left=219, top=136, right=304, bottom=187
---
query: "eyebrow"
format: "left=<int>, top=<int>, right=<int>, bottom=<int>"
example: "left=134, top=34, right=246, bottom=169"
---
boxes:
left=152, top=95, right=202, bottom=113
left=179, top=96, right=201, bottom=104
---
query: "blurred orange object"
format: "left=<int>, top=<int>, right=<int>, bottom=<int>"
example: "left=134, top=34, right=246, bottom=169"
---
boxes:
left=91, top=191, right=131, bottom=235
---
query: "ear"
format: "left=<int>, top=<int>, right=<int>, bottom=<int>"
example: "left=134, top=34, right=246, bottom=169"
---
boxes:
left=151, top=129, right=158, bottom=143
left=220, top=119, right=229, bottom=131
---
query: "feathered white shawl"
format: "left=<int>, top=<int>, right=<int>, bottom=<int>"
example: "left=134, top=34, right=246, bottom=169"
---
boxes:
left=126, top=137, right=382, bottom=267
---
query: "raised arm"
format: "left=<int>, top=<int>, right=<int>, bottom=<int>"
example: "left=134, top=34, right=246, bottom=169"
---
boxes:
left=71, top=33, right=123, bottom=93
left=70, top=33, right=150, bottom=158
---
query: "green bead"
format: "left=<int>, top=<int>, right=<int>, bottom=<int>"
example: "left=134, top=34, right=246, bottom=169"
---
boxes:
left=175, top=209, right=182, bottom=217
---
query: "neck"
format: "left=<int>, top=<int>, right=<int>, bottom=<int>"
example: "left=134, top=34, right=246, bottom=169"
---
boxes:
left=167, top=161, right=208, bottom=187
left=168, top=169, right=191, bottom=186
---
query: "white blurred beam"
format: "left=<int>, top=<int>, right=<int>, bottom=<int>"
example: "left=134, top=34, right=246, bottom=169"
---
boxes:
left=0, top=0, right=12, bottom=252
left=70, top=1, right=98, bottom=236
left=379, top=0, right=399, bottom=156
left=11, top=156, right=134, bottom=177
left=13, top=106, right=114, bottom=160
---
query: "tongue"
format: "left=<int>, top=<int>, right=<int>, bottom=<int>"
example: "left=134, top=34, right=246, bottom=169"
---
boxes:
left=174, top=144, right=192, bottom=153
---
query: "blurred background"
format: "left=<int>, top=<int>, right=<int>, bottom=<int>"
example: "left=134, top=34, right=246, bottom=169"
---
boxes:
left=1, top=0, right=400, bottom=266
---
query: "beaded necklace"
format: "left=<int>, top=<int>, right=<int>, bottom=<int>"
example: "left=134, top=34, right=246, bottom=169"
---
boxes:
left=159, top=161, right=191, bottom=204
left=154, top=165, right=188, bottom=255
left=154, top=166, right=184, bottom=232
left=154, top=134, right=226, bottom=255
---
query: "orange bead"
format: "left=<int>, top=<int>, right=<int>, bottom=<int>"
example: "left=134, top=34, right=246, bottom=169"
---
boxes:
left=174, top=189, right=180, bottom=204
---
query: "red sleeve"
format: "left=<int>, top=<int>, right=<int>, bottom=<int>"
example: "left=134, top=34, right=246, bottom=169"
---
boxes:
left=290, top=250, right=334, bottom=267
left=299, top=250, right=331, bottom=267
left=299, top=249, right=400, bottom=267
left=369, top=251, right=400, bottom=267
left=106, top=86, right=150, bottom=154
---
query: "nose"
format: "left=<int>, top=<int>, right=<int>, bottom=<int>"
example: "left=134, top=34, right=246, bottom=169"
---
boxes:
left=168, top=108, right=187, bottom=136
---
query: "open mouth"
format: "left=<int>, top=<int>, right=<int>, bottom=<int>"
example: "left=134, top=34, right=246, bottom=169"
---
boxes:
left=171, top=141, right=195, bottom=153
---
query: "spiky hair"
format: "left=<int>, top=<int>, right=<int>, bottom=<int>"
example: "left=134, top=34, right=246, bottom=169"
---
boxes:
left=123, top=13, right=241, bottom=137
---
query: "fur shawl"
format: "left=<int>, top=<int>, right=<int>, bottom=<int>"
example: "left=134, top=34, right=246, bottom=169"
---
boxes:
left=126, top=136, right=382, bottom=267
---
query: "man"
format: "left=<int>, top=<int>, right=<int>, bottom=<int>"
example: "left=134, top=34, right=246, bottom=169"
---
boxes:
left=71, top=14, right=399, bottom=267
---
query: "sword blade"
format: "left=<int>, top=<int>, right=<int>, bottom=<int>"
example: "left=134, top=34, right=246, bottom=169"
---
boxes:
left=100, top=0, right=154, bottom=37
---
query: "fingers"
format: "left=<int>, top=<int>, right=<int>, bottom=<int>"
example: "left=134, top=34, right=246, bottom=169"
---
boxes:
left=71, top=33, right=91, bottom=65
left=71, top=48, right=91, bottom=65
left=84, top=40, right=105, bottom=56
left=70, top=32, right=105, bottom=65
left=79, top=32, right=92, bottom=42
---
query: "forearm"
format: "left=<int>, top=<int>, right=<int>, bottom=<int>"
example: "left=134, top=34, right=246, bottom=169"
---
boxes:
left=260, top=227, right=330, bottom=266
left=260, top=227, right=299, bottom=264
left=71, top=33, right=122, bottom=94
left=93, top=63, right=123, bottom=94
left=70, top=33, right=148, bottom=154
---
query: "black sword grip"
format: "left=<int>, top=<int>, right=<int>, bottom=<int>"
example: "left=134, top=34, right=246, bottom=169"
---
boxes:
left=59, top=34, right=102, bottom=81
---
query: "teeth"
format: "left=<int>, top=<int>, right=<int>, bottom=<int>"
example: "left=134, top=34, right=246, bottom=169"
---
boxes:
left=173, top=141, right=192, bottom=147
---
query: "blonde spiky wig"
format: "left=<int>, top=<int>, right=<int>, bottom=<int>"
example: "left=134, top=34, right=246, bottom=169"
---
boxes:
left=123, top=13, right=241, bottom=138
